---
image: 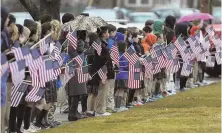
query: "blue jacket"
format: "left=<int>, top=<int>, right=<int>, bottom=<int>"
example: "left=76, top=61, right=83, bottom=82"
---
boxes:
left=115, top=53, right=129, bottom=80
left=107, top=37, right=115, bottom=49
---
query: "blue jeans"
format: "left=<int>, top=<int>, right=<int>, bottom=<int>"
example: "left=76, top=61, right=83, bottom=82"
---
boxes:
left=1, top=71, right=8, bottom=107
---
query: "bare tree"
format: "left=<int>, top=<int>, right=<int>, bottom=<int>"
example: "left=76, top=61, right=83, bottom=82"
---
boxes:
left=19, top=0, right=61, bottom=21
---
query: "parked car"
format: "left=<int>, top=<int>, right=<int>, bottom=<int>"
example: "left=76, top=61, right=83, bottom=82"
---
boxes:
left=82, top=8, right=128, bottom=23
left=152, top=7, right=200, bottom=21
left=126, top=12, right=159, bottom=30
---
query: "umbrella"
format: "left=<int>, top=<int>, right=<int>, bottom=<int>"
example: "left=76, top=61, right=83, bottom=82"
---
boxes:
left=63, top=15, right=108, bottom=32
left=178, top=13, right=214, bottom=23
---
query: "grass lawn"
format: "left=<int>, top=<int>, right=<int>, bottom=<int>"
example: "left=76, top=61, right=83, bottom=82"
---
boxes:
left=42, top=82, right=221, bottom=133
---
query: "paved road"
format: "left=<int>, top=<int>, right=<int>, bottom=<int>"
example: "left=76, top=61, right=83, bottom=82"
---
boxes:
left=54, top=76, right=220, bottom=123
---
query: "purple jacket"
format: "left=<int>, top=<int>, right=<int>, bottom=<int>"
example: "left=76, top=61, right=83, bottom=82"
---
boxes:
left=115, top=53, right=129, bottom=80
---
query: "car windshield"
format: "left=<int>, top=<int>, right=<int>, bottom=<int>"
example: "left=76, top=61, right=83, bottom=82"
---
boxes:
left=83, top=9, right=117, bottom=21
left=130, top=15, right=155, bottom=23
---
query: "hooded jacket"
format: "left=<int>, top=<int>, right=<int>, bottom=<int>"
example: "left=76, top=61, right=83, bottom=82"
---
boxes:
left=153, top=20, right=164, bottom=36
left=164, top=15, right=176, bottom=44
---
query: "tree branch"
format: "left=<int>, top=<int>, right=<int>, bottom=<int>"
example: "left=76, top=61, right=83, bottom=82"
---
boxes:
left=19, top=0, right=41, bottom=21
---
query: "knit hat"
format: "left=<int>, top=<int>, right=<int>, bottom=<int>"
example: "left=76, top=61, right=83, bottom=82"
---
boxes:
left=145, top=20, right=154, bottom=26
left=62, top=13, right=74, bottom=24
left=1, top=7, right=9, bottom=31
left=153, top=20, right=164, bottom=36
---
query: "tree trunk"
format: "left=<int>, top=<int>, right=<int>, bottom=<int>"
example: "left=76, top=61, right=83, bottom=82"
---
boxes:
left=40, top=0, right=61, bottom=21
left=18, top=0, right=40, bottom=20
left=19, top=0, right=61, bottom=21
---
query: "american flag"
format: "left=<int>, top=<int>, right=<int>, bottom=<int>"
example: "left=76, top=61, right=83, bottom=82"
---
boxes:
left=187, top=36, right=196, bottom=46
left=64, top=64, right=76, bottom=85
left=123, top=47, right=139, bottom=64
left=39, top=60, right=54, bottom=87
left=151, top=57, right=161, bottom=74
left=169, top=43, right=178, bottom=58
left=54, top=41, right=62, bottom=55
left=174, top=37, right=187, bottom=52
left=181, top=47, right=191, bottom=62
left=53, top=61, right=61, bottom=78
left=1, top=52, right=8, bottom=77
left=166, top=58, right=180, bottom=73
left=98, top=65, right=107, bottom=84
left=155, top=49, right=166, bottom=68
left=66, top=31, right=77, bottom=50
left=55, top=52, right=67, bottom=66
left=128, top=61, right=142, bottom=89
left=212, top=35, right=221, bottom=46
left=9, top=60, right=26, bottom=86
left=196, top=46, right=207, bottom=61
left=11, top=82, right=29, bottom=107
left=181, top=61, right=194, bottom=77
left=92, top=41, right=102, bottom=56
left=29, top=49, right=43, bottom=86
left=163, top=48, right=173, bottom=67
left=150, top=44, right=163, bottom=57
left=205, top=25, right=214, bottom=36
left=77, top=66, right=91, bottom=83
left=202, top=35, right=210, bottom=50
left=206, top=56, right=216, bottom=67
left=195, top=31, right=203, bottom=44
left=74, top=53, right=84, bottom=66
left=25, top=86, right=45, bottom=102
left=141, top=55, right=153, bottom=78
left=11, top=46, right=33, bottom=66
left=40, top=36, right=51, bottom=55
left=215, top=52, right=221, bottom=65
left=110, top=44, right=119, bottom=66
left=190, top=39, right=202, bottom=55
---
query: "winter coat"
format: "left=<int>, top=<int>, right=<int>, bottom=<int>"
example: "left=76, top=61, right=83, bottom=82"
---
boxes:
left=116, top=53, right=129, bottom=80
left=66, top=41, right=87, bottom=96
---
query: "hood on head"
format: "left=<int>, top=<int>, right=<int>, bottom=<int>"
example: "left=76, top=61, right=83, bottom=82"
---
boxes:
left=115, top=32, right=124, bottom=42
left=175, top=23, right=189, bottom=37
left=153, top=20, right=164, bottom=36
left=165, top=15, right=176, bottom=29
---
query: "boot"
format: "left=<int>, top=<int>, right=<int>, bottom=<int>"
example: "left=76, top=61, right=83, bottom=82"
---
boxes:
left=81, top=94, right=88, bottom=113
left=114, top=96, right=118, bottom=108
left=68, top=95, right=83, bottom=121
left=16, top=104, right=25, bottom=133
left=23, top=106, right=32, bottom=130
left=31, top=107, right=41, bottom=123
left=35, top=110, right=48, bottom=129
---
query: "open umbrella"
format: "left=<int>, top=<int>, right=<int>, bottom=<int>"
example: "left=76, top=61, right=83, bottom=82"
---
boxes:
left=178, top=13, right=214, bottom=23
left=62, top=15, right=108, bottom=32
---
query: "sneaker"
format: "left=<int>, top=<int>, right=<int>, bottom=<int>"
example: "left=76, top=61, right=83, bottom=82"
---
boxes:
left=115, top=107, right=128, bottom=112
left=135, top=101, right=144, bottom=106
left=30, top=123, right=41, bottom=131
left=23, top=127, right=37, bottom=133
left=95, top=112, right=111, bottom=117
left=126, top=103, right=134, bottom=108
